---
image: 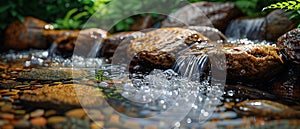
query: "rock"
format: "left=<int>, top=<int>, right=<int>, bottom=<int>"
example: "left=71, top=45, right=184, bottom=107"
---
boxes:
left=65, top=108, right=86, bottom=118
left=0, top=80, right=22, bottom=89
left=223, top=43, right=284, bottom=83
left=162, top=2, right=243, bottom=32
left=234, top=100, right=300, bottom=118
left=277, top=28, right=300, bottom=66
left=224, top=85, right=278, bottom=101
left=91, top=121, right=104, bottom=129
left=130, top=15, right=154, bottom=31
left=0, top=113, right=14, bottom=120
left=29, top=117, right=47, bottom=126
left=123, top=27, right=209, bottom=72
left=44, top=110, right=57, bottom=117
left=14, top=120, right=30, bottom=129
left=47, top=116, right=66, bottom=124
left=29, top=109, right=44, bottom=118
left=266, top=10, right=297, bottom=41
left=17, top=69, right=71, bottom=81
left=99, top=31, right=145, bottom=59
left=20, top=84, right=103, bottom=110
left=54, top=28, right=109, bottom=57
left=4, top=17, right=48, bottom=50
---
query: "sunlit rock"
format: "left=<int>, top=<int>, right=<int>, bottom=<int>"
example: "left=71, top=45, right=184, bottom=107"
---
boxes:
left=162, top=2, right=243, bottom=32
left=123, top=27, right=209, bottom=72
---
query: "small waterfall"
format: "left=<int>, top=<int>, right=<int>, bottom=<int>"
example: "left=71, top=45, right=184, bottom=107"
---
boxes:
left=225, top=17, right=266, bottom=40
left=47, top=42, right=57, bottom=59
left=173, top=55, right=209, bottom=81
left=87, top=42, right=103, bottom=58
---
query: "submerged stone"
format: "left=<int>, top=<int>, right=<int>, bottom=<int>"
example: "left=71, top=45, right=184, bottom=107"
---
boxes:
left=17, top=69, right=71, bottom=81
left=234, top=100, right=300, bottom=118
left=20, top=84, right=103, bottom=110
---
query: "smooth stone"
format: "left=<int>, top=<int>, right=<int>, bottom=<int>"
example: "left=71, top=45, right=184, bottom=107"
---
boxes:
left=47, top=116, right=66, bottom=124
left=144, top=125, right=158, bottom=129
left=44, top=110, right=57, bottom=117
left=0, top=120, right=9, bottom=126
left=65, top=108, right=86, bottom=118
left=29, top=117, right=47, bottom=126
left=90, top=121, right=105, bottom=129
left=14, top=110, right=26, bottom=115
left=20, top=84, right=102, bottom=110
left=0, top=124, right=14, bottom=129
left=30, top=109, right=44, bottom=118
left=14, top=120, right=30, bottom=129
left=87, top=110, right=104, bottom=121
left=0, top=113, right=14, bottom=120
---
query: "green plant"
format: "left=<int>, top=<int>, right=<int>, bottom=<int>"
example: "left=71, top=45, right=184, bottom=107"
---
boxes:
left=263, top=0, right=300, bottom=27
left=95, top=71, right=109, bottom=81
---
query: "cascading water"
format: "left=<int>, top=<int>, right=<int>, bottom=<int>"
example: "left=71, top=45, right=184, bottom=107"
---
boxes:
left=225, top=17, right=266, bottom=40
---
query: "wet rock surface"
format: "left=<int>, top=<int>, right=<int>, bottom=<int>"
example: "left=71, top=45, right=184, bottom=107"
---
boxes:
left=54, top=28, right=109, bottom=58
left=126, top=27, right=209, bottom=71
left=234, top=100, right=300, bottom=118
left=99, top=31, right=145, bottom=59
left=223, top=43, right=283, bottom=83
left=277, top=28, right=300, bottom=66
left=0, top=50, right=299, bottom=129
left=20, top=84, right=102, bottom=110
left=162, top=2, right=243, bottom=32
left=4, top=17, right=49, bottom=50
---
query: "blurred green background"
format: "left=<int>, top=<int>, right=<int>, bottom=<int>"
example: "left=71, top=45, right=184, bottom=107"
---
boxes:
left=0, top=0, right=298, bottom=33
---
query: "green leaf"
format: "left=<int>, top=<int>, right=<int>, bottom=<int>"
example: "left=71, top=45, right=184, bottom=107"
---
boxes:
left=0, top=4, right=11, bottom=13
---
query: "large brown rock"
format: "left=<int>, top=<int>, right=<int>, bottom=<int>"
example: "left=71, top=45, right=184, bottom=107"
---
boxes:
left=266, top=10, right=297, bottom=41
left=223, top=44, right=283, bottom=83
left=162, top=2, right=243, bottom=32
left=126, top=28, right=283, bottom=83
left=20, top=84, right=103, bottom=110
left=4, top=17, right=78, bottom=50
left=54, top=28, right=109, bottom=57
left=124, top=28, right=209, bottom=71
left=4, top=17, right=48, bottom=50
left=277, top=28, right=300, bottom=66
left=99, top=31, right=145, bottom=58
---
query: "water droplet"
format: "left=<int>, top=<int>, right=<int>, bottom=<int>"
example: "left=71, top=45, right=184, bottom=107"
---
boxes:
left=186, top=118, right=192, bottom=123
left=227, top=90, right=234, bottom=96
left=174, top=122, right=180, bottom=127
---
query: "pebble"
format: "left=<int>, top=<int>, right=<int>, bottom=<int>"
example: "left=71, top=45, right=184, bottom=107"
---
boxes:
left=0, top=124, right=14, bottom=129
left=144, top=125, right=158, bottom=129
left=90, top=121, right=105, bottom=129
left=44, top=110, right=57, bottom=117
left=0, top=120, right=9, bottom=126
left=87, top=110, right=104, bottom=121
left=0, top=113, right=14, bottom=120
left=14, top=110, right=26, bottom=115
left=47, top=116, right=66, bottom=124
left=30, top=117, right=47, bottom=126
left=14, top=120, right=30, bottom=129
left=30, top=109, right=44, bottom=118
left=1, top=103, right=13, bottom=112
left=65, top=108, right=87, bottom=118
